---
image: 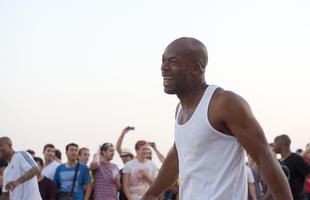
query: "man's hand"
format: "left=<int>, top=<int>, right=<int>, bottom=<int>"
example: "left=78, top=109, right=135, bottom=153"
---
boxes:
left=138, top=169, right=148, bottom=178
left=5, top=180, right=20, bottom=191
left=122, top=126, right=134, bottom=135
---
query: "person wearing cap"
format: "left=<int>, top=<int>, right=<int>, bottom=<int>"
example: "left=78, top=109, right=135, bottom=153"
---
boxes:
left=118, top=148, right=134, bottom=200
left=90, top=143, right=121, bottom=200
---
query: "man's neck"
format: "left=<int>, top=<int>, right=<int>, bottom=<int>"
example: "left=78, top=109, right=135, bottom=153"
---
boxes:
left=66, top=159, right=77, bottom=167
left=44, top=159, right=53, bottom=166
left=281, top=149, right=292, bottom=160
left=137, top=156, right=146, bottom=163
left=178, top=83, right=208, bottom=110
left=101, top=157, right=110, bottom=164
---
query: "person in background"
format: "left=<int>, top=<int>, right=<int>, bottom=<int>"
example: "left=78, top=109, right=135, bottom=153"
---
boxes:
left=42, top=144, right=60, bottom=180
left=54, top=149, right=62, bottom=163
left=54, top=143, right=91, bottom=200
left=246, top=164, right=257, bottom=200
left=302, top=143, right=310, bottom=200
left=123, top=140, right=158, bottom=200
left=147, top=142, right=165, bottom=163
left=273, top=135, right=310, bottom=200
left=79, top=148, right=90, bottom=165
left=90, top=143, right=121, bottom=200
left=26, top=149, right=36, bottom=157
left=0, top=137, right=42, bottom=200
left=0, top=158, right=8, bottom=197
left=34, top=157, right=57, bottom=200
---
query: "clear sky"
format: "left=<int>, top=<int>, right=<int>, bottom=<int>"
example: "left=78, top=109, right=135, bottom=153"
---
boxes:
left=1, top=0, right=310, bottom=167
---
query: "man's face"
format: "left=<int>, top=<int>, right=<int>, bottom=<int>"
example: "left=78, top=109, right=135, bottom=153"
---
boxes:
left=35, top=161, right=43, bottom=172
left=272, top=139, right=282, bottom=154
left=66, top=145, right=78, bottom=161
left=79, top=149, right=90, bottom=164
left=43, top=147, right=55, bottom=162
left=0, top=143, right=11, bottom=159
left=120, top=154, right=133, bottom=164
left=102, top=146, right=115, bottom=161
left=136, top=144, right=149, bottom=159
left=146, top=147, right=152, bottom=160
left=161, top=43, right=192, bottom=95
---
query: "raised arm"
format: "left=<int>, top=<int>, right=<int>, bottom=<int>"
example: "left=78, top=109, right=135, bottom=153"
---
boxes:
left=219, top=91, right=292, bottom=200
left=149, top=142, right=165, bottom=163
left=142, top=144, right=179, bottom=199
left=116, top=126, right=133, bottom=155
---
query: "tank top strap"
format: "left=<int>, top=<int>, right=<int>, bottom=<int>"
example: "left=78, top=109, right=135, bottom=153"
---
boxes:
left=201, top=85, right=218, bottom=110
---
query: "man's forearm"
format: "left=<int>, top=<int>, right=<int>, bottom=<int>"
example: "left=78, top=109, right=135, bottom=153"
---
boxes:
left=143, top=145, right=178, bottom=198
left=123, top=186, right=133, bottom=200
left=258, top=151, right=292, bottom=200
left=83, top=184, right=92, bottom=200
left=16, top=167, right=39, bottom=185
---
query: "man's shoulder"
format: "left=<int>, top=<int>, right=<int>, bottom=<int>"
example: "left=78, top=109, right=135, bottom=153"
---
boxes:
left=78, top=163, right=89, bottom=170
left=211, top=87, right=251, bottom=116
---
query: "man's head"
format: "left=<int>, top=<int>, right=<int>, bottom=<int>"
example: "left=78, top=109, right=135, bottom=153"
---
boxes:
left=54, top=149, right=62, bottom=163
left=161, top=37, right=208, bottom=95
left=135, top=140, right=149, bottom=160
left=0, top=137, right=13, bottom=160
left=78, top=147, right=90, bottom=164
left=120, top=148, right=134, bottom=164
left=65, top=143, right=79, bottom=162
left=146, top=147, right=152, bottom=160
left=33, top=157, right=44, bottom=173
left=43, top=144, right=56, bottom=163
left=100, top=143, right=115, bottom=161
left=273, top=134, right=291, bottom=154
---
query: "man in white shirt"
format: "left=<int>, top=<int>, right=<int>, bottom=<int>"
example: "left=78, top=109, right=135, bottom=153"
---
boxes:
left=41, top=144, right=60, bottom=180
left=0, top=136, right=42, bottom=200
left=123, top=140, right=158, bottom=200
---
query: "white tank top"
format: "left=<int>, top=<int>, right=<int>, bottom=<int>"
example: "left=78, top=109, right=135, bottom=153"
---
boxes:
left=175, top=85, right=247, bottom=200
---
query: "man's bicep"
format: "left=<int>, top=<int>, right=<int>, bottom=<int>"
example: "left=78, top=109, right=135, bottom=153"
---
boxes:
left=224, top=94, right=270, bottom=161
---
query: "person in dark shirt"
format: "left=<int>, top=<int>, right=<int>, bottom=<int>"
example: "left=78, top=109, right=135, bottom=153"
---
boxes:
left=273, top=134, right=310, bottom=200
left=0, top=158, right=8, bottom=197
left=34, top=157, right=57, bottom=200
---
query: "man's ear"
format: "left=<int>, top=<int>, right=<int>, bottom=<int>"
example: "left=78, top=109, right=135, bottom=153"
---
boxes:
left=192, top=63, right=205, bottom=75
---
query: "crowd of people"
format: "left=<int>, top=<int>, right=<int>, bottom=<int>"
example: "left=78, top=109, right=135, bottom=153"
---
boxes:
left=0, top=130, right=309, bottom=200
left=0, top=126, right=178, bottom=200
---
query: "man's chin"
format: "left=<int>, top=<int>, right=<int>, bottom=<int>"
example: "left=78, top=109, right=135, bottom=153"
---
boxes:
left=164, top=88, right=176, bottom=94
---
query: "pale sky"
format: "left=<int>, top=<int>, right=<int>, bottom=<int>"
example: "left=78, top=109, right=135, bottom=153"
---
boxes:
left=1, top=0, right=310, bottom=167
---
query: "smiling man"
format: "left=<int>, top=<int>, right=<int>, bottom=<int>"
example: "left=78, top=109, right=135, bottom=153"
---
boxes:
left=141, top=37, right=293, bottom=200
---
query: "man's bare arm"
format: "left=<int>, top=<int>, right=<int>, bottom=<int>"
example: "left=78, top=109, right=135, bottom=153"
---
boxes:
left=142, top=144, right=179, bottom=199
left=5, top=166, right=39, bottom=191
left=116, top=127, right=132, bottom=155
left=221, top=91, right=293, bottom=200
left=123, top=173, right=133, bottom=200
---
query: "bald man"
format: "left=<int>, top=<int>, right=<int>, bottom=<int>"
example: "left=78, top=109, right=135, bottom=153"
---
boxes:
left=273, top=134, right=310, bottom=200
left=0, top=137, right=42, bottom=200
left=142, top=37, right=292, bottom=200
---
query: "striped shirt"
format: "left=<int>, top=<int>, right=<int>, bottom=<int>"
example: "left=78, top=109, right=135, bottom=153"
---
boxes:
left=93, top=161, right=119, bottom=200
left=2, top=151, right=42, bottom=200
